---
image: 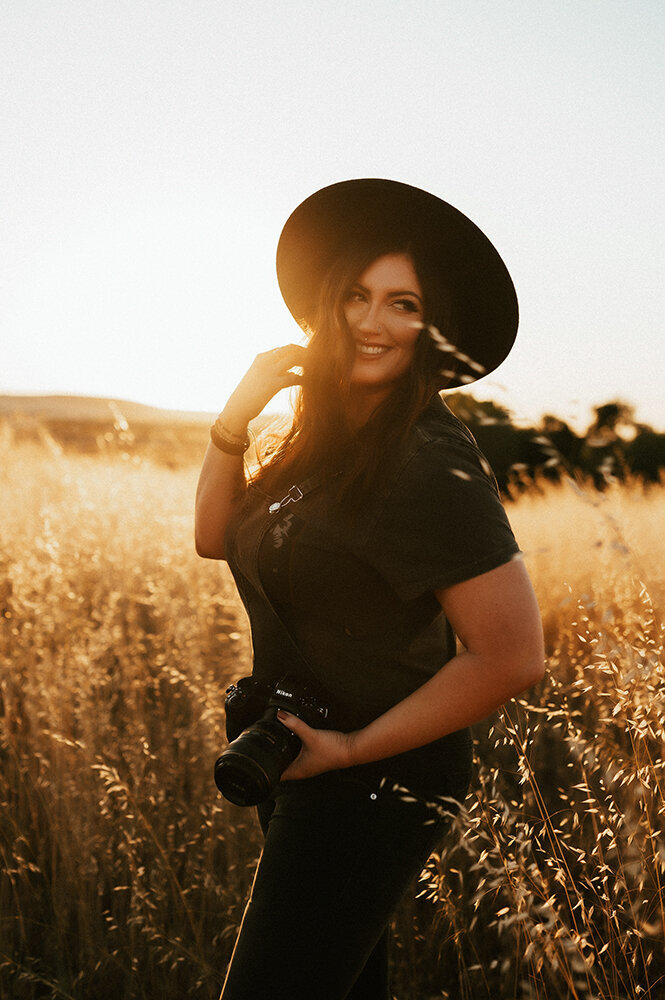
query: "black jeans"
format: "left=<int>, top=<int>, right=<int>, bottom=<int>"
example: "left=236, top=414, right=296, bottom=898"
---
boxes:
left=219, top=764, right=470, bottom=1000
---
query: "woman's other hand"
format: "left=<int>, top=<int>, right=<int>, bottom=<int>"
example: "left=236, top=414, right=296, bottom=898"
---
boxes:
left=277, top=713, right=356, bottom=781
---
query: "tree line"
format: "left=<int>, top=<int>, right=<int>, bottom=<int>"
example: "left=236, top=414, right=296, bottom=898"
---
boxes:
left=445, top=395, right=665, bottom=494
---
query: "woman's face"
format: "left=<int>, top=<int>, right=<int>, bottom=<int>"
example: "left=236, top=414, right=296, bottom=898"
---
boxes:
left=343, top=253, right=424, bottom=398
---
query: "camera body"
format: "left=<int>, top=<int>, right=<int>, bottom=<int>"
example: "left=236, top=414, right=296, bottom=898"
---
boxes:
left=214, top=674, right=329, bottom=807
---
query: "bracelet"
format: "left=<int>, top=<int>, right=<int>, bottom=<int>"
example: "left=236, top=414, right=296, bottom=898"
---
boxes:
left=210, top=417, right=250, bottom=456
left=214, top=416, right=248, bottom=445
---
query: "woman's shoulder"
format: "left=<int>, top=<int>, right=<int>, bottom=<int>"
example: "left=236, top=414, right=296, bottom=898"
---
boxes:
left=412, top=395, right=478, bottom=447
left=392, top=395, right=496, bottom=492
left=362, top=396, right=519, bottom=600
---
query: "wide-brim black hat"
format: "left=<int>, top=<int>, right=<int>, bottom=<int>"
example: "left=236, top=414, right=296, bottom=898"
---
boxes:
left=276, top=178, right=518, bottom=387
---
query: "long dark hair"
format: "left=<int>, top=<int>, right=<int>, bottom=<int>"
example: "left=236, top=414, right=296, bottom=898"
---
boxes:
left=251, top=239, right=459, bottom=502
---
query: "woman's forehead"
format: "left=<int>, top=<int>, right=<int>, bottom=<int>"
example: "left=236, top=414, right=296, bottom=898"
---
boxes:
left=353, top=253, right=422, bottom=293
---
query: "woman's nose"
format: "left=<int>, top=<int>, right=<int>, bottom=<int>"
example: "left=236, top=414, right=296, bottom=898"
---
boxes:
left=356, top=302, right=382, bottom=334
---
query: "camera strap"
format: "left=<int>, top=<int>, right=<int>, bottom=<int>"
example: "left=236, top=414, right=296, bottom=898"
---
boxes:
left=235, top=472, right=340, bottom=713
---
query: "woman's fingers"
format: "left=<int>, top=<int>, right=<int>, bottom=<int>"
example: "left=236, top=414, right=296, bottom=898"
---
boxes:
left=225, top=344, right=307, bottom=424
left=276, top=709, right=306, bottom=729
left=250, top=343, right=306, bottom=388
left=277, top=713, right=356, bottom=780
left=263, top=345, right=305, bottom=387
left=259, top=343, right=307, bottom=370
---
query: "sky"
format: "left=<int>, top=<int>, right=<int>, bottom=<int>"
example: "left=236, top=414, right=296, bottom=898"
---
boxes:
left=2, top=0, right=663, bottom=432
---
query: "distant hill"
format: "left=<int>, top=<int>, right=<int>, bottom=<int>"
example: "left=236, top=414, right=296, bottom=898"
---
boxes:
left=0, top=394, right=216, bottom=426
left=0, top=393, right=284, bottom=465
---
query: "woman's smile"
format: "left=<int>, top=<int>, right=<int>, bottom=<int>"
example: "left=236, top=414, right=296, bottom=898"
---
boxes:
left=354, top=342, right=392, bottom=357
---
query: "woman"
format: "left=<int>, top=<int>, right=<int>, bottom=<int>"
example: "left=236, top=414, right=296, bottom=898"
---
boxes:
left=196, top=179, right=544, bottom=1000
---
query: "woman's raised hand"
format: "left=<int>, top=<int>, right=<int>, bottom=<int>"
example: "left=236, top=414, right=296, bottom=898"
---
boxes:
left=222, top=344, right=307, bottom=433
left=195, top=343, right=307, bottom=559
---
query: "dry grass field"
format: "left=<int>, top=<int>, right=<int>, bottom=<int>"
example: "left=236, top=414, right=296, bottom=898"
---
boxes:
left=1, top=428, right=664, bottom=999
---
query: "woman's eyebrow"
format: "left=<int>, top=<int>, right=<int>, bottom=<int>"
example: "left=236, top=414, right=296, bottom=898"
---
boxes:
left=352, top=282, right=423, bottom=304
left=390, top=289, right=423, bottom=304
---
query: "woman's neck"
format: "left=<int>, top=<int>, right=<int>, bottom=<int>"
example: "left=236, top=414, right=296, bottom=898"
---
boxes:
left=347, top=386, right=391, bottom=427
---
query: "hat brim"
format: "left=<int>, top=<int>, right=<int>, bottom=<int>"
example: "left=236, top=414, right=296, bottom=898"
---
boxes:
left=276, top=178, right=518, bottom=388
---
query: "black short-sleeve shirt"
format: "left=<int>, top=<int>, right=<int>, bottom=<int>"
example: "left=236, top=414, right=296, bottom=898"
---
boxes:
left=227, top=396, right=520, bottom=730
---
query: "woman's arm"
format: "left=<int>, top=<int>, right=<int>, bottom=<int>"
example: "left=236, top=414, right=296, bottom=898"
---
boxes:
left=194, top=442, right=247, bottom=560
left=194, top=344, right=306, bottom=560
left=279, top=557, right=545, bottom=779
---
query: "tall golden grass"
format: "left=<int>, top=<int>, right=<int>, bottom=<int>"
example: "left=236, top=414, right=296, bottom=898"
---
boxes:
left=1, top=433, right=663, bottom=999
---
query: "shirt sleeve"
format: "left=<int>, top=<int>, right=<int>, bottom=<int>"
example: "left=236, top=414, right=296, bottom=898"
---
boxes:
left=362, top=434, right=521, bottom=601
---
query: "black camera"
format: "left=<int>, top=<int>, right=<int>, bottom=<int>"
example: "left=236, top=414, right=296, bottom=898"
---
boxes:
left=214, top=675, right=329, bottom=807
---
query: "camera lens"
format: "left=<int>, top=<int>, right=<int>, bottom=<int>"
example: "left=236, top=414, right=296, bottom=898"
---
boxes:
left=214, top=750, right=274, bottom=806
left=214, top=714, right=301, bottom=806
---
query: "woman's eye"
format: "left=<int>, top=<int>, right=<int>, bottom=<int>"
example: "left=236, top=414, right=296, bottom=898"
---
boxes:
left=394, top=298, right=420, bottom=313
left=346, top=290, right=366, bottom=303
